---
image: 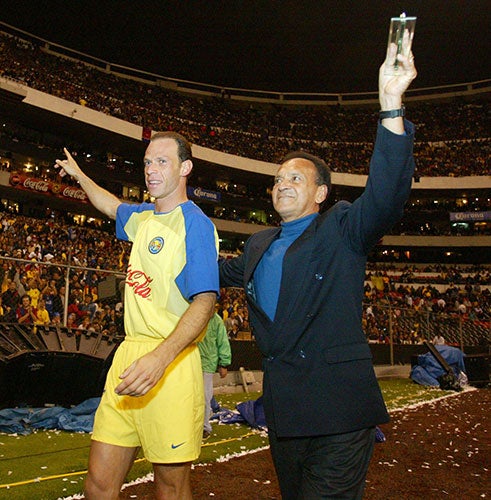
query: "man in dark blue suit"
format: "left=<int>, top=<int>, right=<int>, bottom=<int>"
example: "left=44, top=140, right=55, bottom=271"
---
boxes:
left=220, top=47, right=417, bottom=498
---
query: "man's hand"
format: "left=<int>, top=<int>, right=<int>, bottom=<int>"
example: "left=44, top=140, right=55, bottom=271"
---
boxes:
left=379, top=21, right=417, bottom=111
left=115, top=348, right=169, bottom=397
left=115, top=292, right=217, bottom=397
left=379, top=47, right=417, bottom=110
left=218, top=366, right=228, bottom=379
left=54, top=148, right=85, bottom=181
left=378, top=39, right=417, bottom=135
left=54, top=147, right=121, bottom=219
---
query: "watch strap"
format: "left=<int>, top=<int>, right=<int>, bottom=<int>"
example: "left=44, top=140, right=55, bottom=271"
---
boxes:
left=379, top=105, right=405, bottom=119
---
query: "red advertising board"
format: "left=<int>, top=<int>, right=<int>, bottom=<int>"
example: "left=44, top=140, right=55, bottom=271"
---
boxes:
left=9, top=172, right=89, bottom=203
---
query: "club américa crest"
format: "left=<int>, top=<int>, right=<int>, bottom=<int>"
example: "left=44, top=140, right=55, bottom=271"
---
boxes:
left=148, top=236, right=164, bottom=254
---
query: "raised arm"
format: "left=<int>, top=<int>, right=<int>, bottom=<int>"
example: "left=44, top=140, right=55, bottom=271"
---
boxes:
left=55, top=148, right=121, bottom=220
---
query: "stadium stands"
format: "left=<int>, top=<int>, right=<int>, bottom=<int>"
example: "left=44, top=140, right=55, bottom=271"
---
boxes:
left=0, top=26, right=488, bottom=406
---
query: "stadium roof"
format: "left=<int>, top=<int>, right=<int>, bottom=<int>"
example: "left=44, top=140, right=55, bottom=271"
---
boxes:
left=1, top=1, right=490, bottom=93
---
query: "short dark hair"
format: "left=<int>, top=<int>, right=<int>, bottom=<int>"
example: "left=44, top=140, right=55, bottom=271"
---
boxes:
left=281, top=151, right=332, bottom=195
left=150, top=131, right=192, bottom=163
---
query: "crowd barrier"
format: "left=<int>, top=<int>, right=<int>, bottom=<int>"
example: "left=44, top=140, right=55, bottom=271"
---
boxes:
left=0, top=323, right=120, bottom=408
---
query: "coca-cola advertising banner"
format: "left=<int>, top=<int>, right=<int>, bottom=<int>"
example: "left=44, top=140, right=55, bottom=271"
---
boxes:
left=9, top=172, right=88, bottom=203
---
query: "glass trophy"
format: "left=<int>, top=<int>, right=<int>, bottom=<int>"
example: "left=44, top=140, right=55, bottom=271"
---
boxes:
left=385, top=12, right=416, bottom=75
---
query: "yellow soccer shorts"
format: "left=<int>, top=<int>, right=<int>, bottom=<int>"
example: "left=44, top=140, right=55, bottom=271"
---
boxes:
left=92, top=338, right=204, bottom=463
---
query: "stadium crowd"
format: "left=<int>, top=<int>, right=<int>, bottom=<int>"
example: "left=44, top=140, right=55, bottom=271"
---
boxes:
left=1, top=125, right=489, bottom=236
left=0, top=31, right=489, bottom=344
left=0, top=31, right=489, bottom=177
left=0, top=212, right=127, bottom=334
left=363, top=263, right=490, bottom=345
left=0, top=211, right=488, bottom=345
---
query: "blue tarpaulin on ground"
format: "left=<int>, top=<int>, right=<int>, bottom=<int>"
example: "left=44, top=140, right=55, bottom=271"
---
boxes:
left=410, top=345, right=466, bottom=387
left=0, top=397, right=100, bottom=435
left=0, top=396, right=267, bottom=435
left=236, top=397, right=267, bottom=429
left=211, top=397, right=386, bottom=442
left=211, top=396, right=267, bottom=430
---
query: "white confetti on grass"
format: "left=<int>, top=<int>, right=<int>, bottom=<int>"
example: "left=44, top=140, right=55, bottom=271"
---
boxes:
left=61, top=388, right=486, bottom=499
left=389, top=386, right=477, bottom=414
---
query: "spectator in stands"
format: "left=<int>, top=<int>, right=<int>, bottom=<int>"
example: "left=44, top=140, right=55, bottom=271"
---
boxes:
left=16, top=294, right=37, bottom=323
left=51, top=311, right=62, bottom=326
left=436, top=295, right=446, bottom=311
left=66, top=290, right=85, bottom=320
left=98, top=304, right=114, bottom=330
left=41, top=283, right=56, bottom=316
left=2, top=280, right=20, bottom=314
left=78, top=315, right=92, bottom=331
left=55, top=130, right=218, bottom=499
left=34, top=298, right=50, bottom=325
left=457, top=300, right=467, bottom=315
left=66, top=312, right=79, bottom=329
left=219, top=47, right=417, bottom=499
left=228, top=321, right=240, bottom=339
left=0, top=295, right=5, bottom=321
left=26, top=277, right=41, bottom=308
left=79, top=293, right=98, bottom=320
left=0, top=262, right=10, bottom=293
left=432, top=332, right=445, bottom=345
left=224, top=311, right=238, bottom=335
left=50, top=285, right=64, bottom=317
left=198, top=312, right=231, bottom=440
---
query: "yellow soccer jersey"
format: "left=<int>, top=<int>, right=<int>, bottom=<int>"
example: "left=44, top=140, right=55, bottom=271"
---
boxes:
left=116, top=201, right=219, bottom=340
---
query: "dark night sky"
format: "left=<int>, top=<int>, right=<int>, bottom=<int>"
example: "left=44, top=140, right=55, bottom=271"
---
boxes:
left=1, top=1, right=490, bottom=93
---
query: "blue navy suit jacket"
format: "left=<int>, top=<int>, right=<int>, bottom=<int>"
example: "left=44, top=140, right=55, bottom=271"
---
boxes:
left=220, top=121, right=415, bottom=437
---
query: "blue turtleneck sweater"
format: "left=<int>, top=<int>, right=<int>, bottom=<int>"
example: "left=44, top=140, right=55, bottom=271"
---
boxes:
left=253, top=213, right=318, bottom=321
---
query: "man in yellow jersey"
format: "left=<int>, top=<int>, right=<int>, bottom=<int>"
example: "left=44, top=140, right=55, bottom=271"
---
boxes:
left=55, top=131, right=219, bottom=499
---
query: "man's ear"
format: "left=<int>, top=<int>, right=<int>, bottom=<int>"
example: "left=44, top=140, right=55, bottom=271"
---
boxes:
left=315, top=184, right=328, bottom=204
left=180, top=159, right=193, bottom=177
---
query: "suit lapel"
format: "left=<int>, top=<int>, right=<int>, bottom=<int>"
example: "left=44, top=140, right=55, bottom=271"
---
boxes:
left=244, top=218, right=321, bottom=353
left=244, top=228, right=280, bottom=284
left=272, top=219, right=318, bottom=348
